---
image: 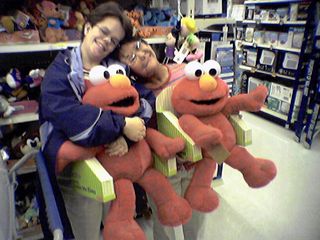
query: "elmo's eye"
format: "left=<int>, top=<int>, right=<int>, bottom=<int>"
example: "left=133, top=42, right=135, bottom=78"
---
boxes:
left=203, top=60, right=221, bottom=77
left=184, top=61, right=203, bottom=80
left=107, top=64, right=127, bottom=77
left=89, top=65, right=109, bottom=85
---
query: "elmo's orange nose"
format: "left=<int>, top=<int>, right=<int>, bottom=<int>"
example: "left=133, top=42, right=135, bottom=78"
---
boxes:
left=199, top=73, right=217, bottom=92
left=110, top=74, right=131, bottom=88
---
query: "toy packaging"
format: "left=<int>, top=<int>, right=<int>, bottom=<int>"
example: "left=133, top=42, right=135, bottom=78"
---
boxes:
left=58, top=157, right=116, bottom=203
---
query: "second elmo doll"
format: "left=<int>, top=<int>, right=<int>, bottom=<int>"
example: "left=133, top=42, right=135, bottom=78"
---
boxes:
left=168, top=60, right=277, bottom=212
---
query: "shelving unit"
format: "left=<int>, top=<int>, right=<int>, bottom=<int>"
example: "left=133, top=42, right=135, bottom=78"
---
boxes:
left=234, top=0, right=314, bottom=129
left=293, top=1, right=320, bottom=148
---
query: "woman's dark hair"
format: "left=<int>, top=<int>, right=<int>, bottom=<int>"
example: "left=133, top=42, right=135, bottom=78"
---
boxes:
left=81, top=1, right=133, bottom=43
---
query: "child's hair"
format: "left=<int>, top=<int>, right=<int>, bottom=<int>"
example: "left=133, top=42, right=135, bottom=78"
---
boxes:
left=81, top=1, right=133, bottom=43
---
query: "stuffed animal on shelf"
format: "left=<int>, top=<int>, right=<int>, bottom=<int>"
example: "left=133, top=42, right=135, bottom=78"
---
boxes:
left=36, top=0, right=68, bottom=43
left=1, top=68, right=28, bottom=102
left=56, top=64, right=192, bottom=240
left=168, top=17, right=203, bottom=64
left=11, top=124, right=41, bottom=159
left=0, top=95, right=16, bottom=117
left=0, top=16, right=15, bottom=33
left=167, top=60, right=277, bottom=212
left=163, top=32, right=176, bottom=64
left=25, top=68, right=45, bottom=89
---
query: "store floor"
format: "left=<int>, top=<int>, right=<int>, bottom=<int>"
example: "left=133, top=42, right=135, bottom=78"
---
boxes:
left=137, top=112, right=320, bottom=240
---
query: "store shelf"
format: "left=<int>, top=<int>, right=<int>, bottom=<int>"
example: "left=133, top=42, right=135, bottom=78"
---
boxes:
left=0, top=40, right=80, bottom=53
left=0, top=36, right=168, bottom=54
left=239, top=65, right=296, bottom=81
left=0, top=112, right=39, bottom=126
left=236, top=40, right=301, bottom=53
left=244, top=0, right=304, bottom=5
left=17, top=224, right=43, bottom=240
left=144, top=36, right=167, bottom=44
left=221, top=72, right=234, bottom=78
left=195, top=18, right=236, bottom=30
left=7, top=158, right=37, bottom=175
left=260, top=106, right=288, bottom=121
left=0, top=100, right=39, bottom=126
left=242, top=19, right=306, bottom=26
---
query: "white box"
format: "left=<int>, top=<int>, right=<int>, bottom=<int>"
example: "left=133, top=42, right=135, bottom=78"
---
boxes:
left=181, top=0, right=223, bottom=15
left=269, top=82, right=293, bottom=104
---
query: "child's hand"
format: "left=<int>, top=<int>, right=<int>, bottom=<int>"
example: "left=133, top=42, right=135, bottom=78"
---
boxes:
left=105, top=136, right=128, bottom=157
left=123, top=117, right=146, bottom=142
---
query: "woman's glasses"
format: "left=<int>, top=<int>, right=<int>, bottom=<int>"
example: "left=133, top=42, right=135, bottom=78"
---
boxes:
left=96, top=25, right=120, bottom=48
left=128, top=40, right=141, bottom=64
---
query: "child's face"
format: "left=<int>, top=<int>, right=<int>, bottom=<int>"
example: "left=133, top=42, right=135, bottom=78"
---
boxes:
left=119, top=40, right=159, bottom=78
left=82, top=16, right=125, bottom=64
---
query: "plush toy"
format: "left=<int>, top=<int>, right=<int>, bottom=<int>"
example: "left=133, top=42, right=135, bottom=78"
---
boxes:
left=36, top=0, right=68, bottom=43
left=163, top=32, right=176, bottom=64
left=25, top=68, right=45, bottom=89
left=1, top=68, right=28, bottom=102
left=168, top=60, right=277, bottom=212
left=0, top=16, right=15, bottom=33
left=11, top=125, right=41, bottom=159
left=168, top=17, right=203, bottom=63
left=0, top=95, right=16, bottom=117
left=56, top=64, right=192, bottom=240
left=79, top=0, right=95, bottom=17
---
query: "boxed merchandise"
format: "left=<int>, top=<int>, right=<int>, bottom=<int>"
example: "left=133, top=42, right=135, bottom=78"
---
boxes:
left=265, top=82, right=302, bottom=116
left=246, top=5, right=255, bottom=20
left=229, top=114, right=252, bottom=146
left=216, top=46, right=234, bottom=73
left=248, top=76, right=264, bottom=93
left=278, top=32, right=291, bottom=48
left=277, top=52, right=300, bottom=77
left=231, top=4, right=246, bottom=21
left=245, top=27, right=254, bottom=42
left=58, top=158, right=116, bottom=203
left=292, top=30, right=304, bottom=49
left=156, top=86, right=202, bottom=162
left=243, top=48, right=258, bottom=67
left=157, top=111, right=202, bottom=162
left=236, top=27, right=244, bottom=40
left=264, top=31, right=279, bottom=46
left=253, top=31, right=264, bottom=44
left=253, top=6, right=262, bottom=21
left=153, top=154, right=177, bottom=177
left=180, top=0, right=224, bottom=16
left=289, top=3, right=298, bottom=21
left=276, top=7, right=289, bottom=22
left=297, top=2, right=310, bottom=21
left=257, top=49, right=276, bottom=72
left=267, top=10, right=280, bottom=22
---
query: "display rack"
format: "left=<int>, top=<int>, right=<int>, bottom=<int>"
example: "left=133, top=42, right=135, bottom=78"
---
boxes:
left=294, top=2, right=320, bottom=149
left=234, top=0, right=314, bottom=129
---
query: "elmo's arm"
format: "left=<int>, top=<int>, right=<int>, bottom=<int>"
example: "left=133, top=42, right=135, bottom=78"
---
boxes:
left=222, top=85, right=268, bottom=116
left=178, top=114, right=222, bottom=150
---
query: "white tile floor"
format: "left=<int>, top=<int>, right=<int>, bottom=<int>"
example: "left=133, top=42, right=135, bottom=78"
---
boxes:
left=137, top=112, right=320, bottom=240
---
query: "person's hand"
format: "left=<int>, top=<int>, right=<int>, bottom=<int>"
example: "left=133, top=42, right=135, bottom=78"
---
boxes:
left=123, top=117, right=146, bottom=142
left=105, top=136, right=128, bottom=157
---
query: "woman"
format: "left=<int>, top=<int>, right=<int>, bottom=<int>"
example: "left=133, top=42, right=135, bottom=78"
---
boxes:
left=117, top=37, right=208, bottom=240
left=39, top=3, right=153, bottom=240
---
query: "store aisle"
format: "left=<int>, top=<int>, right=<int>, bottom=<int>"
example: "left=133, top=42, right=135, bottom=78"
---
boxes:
left=137, top=112, right=320, bottom=240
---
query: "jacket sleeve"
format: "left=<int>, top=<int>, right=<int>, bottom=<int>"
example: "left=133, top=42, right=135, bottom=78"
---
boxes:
left=133, top=82, right=156, bottom=124
left=40, top=55, right=125, bottom=147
